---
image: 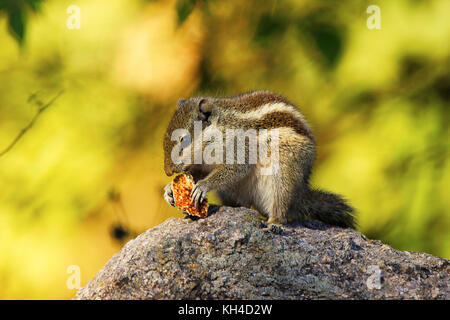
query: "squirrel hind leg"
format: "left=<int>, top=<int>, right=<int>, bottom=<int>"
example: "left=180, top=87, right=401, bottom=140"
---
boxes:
left=266, top=177, right=291, bottom=225
left=255, top=166, right=292, bottom=225
left=266, top=143, right=312, bottom=225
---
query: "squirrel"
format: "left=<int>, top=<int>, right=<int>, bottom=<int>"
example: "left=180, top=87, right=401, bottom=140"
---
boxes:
left=162, top=90, right=356, bottom=228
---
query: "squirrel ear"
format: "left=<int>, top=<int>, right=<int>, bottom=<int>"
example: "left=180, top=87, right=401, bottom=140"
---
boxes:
left=177, top=98, right=186, bottom=108
left=198, top=99, right=213, bottom=123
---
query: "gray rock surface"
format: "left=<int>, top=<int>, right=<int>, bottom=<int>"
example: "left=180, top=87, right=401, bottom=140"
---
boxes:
left=74, top=206, right=449, bottom=299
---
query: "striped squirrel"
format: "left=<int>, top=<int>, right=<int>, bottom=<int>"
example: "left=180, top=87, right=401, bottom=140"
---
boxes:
left=163, top=91, right=356, bottom=228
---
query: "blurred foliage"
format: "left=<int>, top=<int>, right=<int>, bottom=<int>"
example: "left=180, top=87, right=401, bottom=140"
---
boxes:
left=176, top=0, right=197, bottom=25
left=0, top=0, right=43, bottom=45
left=0, top=0, right=448, bottom=299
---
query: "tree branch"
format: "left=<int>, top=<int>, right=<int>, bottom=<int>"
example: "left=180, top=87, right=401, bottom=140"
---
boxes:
left=0, top=90, right=64, bottom=158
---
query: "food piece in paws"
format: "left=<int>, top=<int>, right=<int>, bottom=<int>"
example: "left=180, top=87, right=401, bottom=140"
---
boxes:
left=171, top=173, right=208, bottom=218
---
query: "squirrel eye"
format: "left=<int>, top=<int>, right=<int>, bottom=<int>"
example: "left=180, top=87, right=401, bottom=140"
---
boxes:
left=179, top=135, right=192, bottom=148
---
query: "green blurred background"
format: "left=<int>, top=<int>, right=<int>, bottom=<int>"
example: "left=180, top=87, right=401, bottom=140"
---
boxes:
left=0, top=0, right=448, bottom=299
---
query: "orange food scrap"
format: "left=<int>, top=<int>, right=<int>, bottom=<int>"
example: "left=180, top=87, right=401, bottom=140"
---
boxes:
left=171, top=173, right=208, bottom=218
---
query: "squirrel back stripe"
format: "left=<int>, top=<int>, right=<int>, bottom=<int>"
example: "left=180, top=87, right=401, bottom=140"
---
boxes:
left=255, top=111, right=313, bottom=141
left=225, top=91, right=293, bottom=112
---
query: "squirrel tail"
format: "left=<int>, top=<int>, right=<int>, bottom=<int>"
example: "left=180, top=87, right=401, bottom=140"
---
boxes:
left=303, top=189, right=356, bottom=229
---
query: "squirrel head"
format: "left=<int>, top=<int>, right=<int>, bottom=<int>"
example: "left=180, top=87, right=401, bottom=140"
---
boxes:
left=163, top=97, right=217, bottom=176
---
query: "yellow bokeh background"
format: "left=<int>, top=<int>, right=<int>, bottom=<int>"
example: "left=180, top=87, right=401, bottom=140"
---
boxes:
left=0, top=0, right=448, bottom=299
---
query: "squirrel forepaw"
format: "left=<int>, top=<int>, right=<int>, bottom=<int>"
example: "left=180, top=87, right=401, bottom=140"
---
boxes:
left=191, top=181, right=209, bottom=209
left=163, top=182, right=175, bottom=207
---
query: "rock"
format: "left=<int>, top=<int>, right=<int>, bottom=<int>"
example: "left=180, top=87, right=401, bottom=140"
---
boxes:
left=74, top=206, right=449, bottom=300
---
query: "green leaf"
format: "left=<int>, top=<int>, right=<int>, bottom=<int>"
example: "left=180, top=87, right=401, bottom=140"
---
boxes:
left=26, top=0, right=44, bottom=12
left=254, top=14, right=288, bottom=47
left=176, top=0, right=196, bottom=25
left=8, top=5, right=27, bottom=46
left=297, top=19, right=344, bottom=69
left=309, top=24, right=343, bottom=69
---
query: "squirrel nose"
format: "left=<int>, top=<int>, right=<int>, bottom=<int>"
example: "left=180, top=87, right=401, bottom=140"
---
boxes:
left=164, top=165, right=173, bottom=177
